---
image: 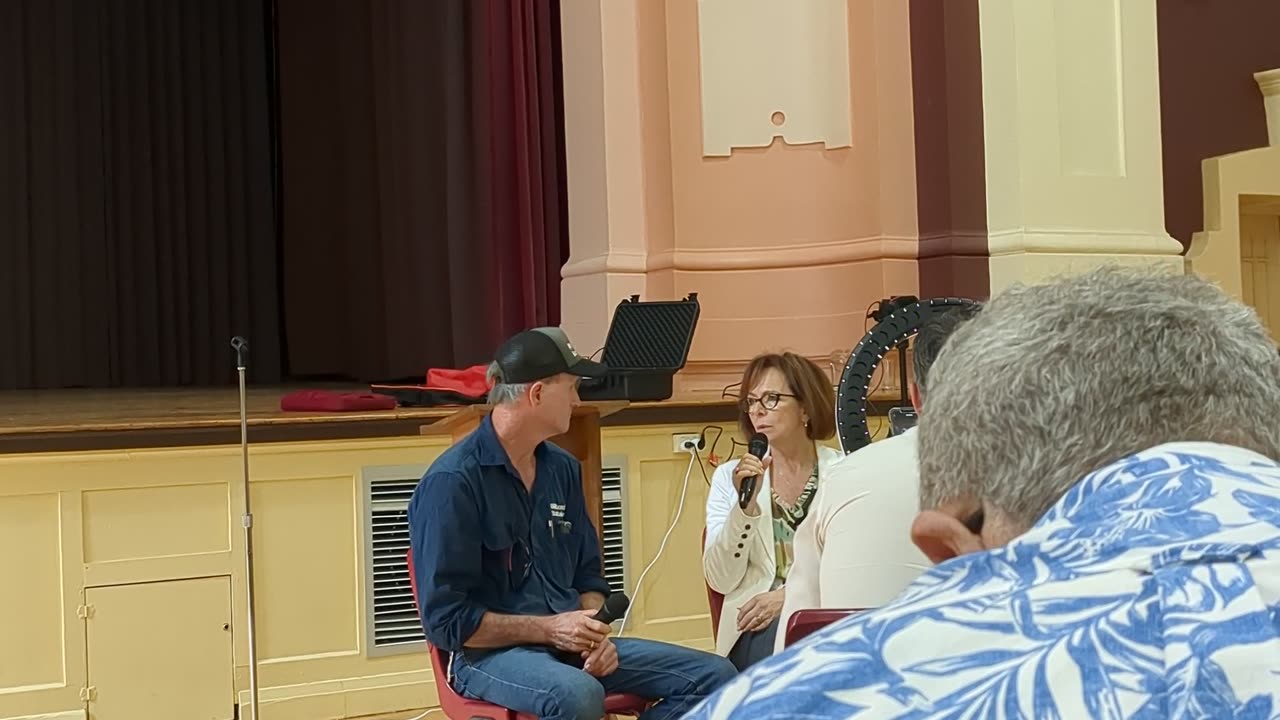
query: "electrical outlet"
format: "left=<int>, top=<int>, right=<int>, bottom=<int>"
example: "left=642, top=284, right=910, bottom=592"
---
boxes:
left=672, top=433, right=700, bottom=453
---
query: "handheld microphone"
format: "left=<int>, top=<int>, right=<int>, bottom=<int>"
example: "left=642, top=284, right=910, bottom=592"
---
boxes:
left=592, top=592, right=630, bottom=624
left=738, top=433, right=769, bottom=509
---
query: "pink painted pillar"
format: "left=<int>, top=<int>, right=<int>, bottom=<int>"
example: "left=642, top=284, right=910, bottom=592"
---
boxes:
left=560, top=0, right=920, bottom=393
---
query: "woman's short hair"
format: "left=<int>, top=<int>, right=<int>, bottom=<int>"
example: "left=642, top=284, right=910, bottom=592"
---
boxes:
left=736, top=352, right=836, bottom=441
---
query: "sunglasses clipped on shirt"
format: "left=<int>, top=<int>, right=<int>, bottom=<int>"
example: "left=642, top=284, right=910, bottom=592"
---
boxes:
left=500, top=522, right=574, bottom=589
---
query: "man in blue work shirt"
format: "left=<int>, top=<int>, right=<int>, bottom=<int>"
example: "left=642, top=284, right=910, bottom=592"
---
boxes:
left=408, top=327, right=737, bottom=720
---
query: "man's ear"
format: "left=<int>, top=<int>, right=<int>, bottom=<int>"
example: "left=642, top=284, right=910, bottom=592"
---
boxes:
left=909, top=383, right=923, bottom=414
left=910, top=509, right=984, bottom=564
left=528, top=381, right=544, bottom=406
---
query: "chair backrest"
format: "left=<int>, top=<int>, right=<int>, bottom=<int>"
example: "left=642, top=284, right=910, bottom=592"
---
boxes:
left=783, top=608, right=864, bottom=647
left=407, top=548, right=515, bottom=720
left=406, top=547, right=647, bottom=719
left=406, top=549, right=448, bottom=679
left=701, top=528, right=725, bottom=636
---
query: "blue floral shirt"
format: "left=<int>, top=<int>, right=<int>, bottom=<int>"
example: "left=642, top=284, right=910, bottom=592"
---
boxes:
left=683, top=442, right=1280, bottom=719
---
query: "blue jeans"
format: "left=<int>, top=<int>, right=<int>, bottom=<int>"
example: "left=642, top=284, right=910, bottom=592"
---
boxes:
left=451, top=639, right=737, bottom=720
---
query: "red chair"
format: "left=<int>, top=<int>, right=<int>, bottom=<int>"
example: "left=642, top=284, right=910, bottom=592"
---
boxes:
left=406, top=548, right=650, bottom=719
left=701, top=528, right=725, bottom=637
left=783, top=608, right=864, bottom=648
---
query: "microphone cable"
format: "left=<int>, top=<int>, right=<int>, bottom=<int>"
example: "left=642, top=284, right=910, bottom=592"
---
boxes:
left=617, top=448, right=697, bottom=636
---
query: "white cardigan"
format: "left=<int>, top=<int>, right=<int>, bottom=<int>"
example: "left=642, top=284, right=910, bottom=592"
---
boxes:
left=702, top=444, right=844, bottom=656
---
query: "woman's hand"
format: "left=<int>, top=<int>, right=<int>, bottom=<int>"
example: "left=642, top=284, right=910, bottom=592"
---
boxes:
left=731, top=455, right=772, bottom=515
left=736, top=589, right=784, bottom=633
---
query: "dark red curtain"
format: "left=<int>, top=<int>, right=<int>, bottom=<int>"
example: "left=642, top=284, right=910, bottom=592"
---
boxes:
left=277, top=0, right=569, bottom=382
left=0, top=0, right=282, bottom=389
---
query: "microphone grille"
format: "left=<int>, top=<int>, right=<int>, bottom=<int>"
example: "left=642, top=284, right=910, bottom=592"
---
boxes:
left=605, top=592, right=630, bottom=615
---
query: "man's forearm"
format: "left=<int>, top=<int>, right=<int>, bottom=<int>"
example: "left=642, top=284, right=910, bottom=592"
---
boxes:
left=579, top=591, right=606, bottom=611
left=463, top=612, right=549, bottom=649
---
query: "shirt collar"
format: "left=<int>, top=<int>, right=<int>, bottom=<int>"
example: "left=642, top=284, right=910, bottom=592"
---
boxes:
left=1034, top=441, right=1276, bottom=528
left=1008, top=441, right=1280, bottom=569
left=475, top=413, right=547, bottom=468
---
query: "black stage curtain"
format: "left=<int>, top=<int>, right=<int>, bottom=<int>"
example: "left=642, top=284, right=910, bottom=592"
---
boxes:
left=0, top=0, right=568, bottom=390
left=0, top=0, right=281, bottom=389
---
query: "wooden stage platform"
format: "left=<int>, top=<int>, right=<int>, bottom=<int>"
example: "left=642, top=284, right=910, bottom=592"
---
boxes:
left=0, top=385, right=741, bottom=453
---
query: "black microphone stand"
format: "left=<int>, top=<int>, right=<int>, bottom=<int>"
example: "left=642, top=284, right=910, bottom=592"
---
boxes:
left=231, top=336, right=261, bottom=720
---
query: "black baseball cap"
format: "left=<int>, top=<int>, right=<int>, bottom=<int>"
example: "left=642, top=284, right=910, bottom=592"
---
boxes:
left=492, top=327, right=607, bottom=384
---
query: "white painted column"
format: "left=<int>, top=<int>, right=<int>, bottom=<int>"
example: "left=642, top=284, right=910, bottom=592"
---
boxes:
left=978, top=0, right=1184, bottom=293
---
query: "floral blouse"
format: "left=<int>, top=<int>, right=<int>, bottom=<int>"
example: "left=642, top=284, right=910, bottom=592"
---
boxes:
left=770, top=463, right=819, bottom=586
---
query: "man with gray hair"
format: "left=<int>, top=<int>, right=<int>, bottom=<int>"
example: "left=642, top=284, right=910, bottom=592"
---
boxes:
left=684, top=267, right=1280, bottom=718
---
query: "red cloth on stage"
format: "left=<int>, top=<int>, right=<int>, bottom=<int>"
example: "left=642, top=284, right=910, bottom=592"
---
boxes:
left=424, top=365, right=489, bottom=398
left=280, top=390, right=399, bottom=412
left=368, top=364, right=490, bottom=407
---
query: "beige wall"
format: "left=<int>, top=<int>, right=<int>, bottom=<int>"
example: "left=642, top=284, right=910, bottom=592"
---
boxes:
left=0, top=424, right=728, bottom=720
left=559, top=0, right=921, bottom=392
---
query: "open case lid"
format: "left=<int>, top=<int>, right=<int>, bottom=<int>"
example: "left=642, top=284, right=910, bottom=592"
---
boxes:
left=598, top=294, right=700, bottom=372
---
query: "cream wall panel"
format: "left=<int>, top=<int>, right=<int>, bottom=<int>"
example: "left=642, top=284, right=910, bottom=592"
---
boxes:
left=0, top=436, right=448, bottom=720
left=83, top=551, right=233, bottom=589
left=696, top=0, right=852, bottom=156
left=1052, top=0, right=1124, bottom=178
left=85, top=577, right=234, bottom=720
left=631, top=455, right=710, bottom=641
left=236, top=669, right=435, bottom=719
left=0, top=710, right=84, bottom=720
left=0, top=494, right=64, bottom=693
left=251, top=476, right=360, bottom=663
left=601, top=424, right=737, bottom=649
left=82, top=482, right=230, bottom=562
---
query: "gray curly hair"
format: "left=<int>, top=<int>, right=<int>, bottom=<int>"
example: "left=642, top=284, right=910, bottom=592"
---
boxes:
left=918, top=266, right=1280, bottom=531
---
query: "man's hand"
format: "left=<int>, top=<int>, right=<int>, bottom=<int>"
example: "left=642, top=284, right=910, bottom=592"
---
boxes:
left=543, top=609, right=611, bottom=654
left=736, top=588, right=784, bottom=633
left=581, top=637, right=619, bottom=677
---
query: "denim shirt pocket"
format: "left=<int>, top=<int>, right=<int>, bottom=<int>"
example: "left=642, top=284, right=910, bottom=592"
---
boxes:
left=533, top=498, right=576, bottom=587
left=480, top=521, right=531, bottom=591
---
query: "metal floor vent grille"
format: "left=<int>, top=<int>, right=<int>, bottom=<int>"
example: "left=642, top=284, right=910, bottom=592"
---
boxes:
left=367, top=474, right=423, bottom=651
left=601, top=465, right=627, bottom=593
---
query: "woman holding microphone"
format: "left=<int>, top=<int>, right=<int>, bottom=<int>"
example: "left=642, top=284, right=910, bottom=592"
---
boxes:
left=703, top=352, right=840, bottom=670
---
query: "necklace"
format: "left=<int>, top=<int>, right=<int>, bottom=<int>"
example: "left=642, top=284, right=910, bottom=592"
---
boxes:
left=772, top=461, right=819, bottom=510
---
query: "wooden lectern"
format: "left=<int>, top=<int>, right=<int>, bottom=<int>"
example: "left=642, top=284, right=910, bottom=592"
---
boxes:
left=420, top=402, right=627, bottom=543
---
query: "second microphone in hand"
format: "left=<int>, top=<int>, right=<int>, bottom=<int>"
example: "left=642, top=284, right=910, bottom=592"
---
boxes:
left=738, top=433, right=769, bottom=510
left=592, top=592, right=630, bottom=624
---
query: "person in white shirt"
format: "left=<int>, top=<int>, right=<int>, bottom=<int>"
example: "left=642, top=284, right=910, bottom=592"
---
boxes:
left=703, top=352, right=841, bottom=670
left=775, top=304, right=980, bottom=652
